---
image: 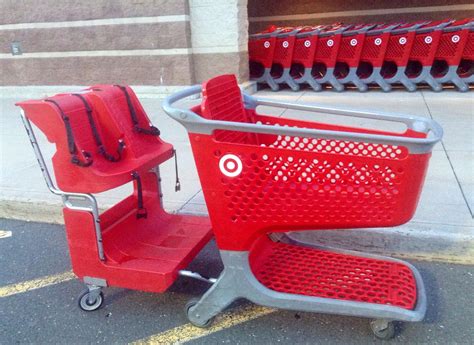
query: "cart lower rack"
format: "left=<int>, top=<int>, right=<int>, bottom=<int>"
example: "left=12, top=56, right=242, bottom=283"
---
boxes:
left=163, top=74, right=443, bottom=339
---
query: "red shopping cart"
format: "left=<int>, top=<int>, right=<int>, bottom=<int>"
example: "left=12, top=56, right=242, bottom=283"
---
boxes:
left=333, top=23, right=376, bottom=91
left=454, top=19, right=474, bottom=85
left=380, top=21, right=429, bottom=91
left=290, top=25, right=332, bottom=91
left=163, top=74, right=443, bottom=339
left=249, top=26, right=282, bottom=91
left=17, top=85, right=212, bottom=310
left=357, top=23, right=400, bottom=92
left=311, top=24, right=352, bottom=91
left=405, top=19, right=454, bottom=91
left=431, top=18, right=473, bottom=92
left=269, top=27, right=302, bottom=91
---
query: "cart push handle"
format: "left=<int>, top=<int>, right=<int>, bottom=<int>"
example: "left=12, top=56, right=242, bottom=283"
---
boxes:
left=163, top=85, right=443, bottom=154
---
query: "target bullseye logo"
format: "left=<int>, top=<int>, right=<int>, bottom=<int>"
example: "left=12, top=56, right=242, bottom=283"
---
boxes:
left=350, top=38, right=358, bottom=46
left=399, top=37, right=407, bottom=45
left=264, top=41, right=270, bottom=48
left=219, top=154, right=243, bottom=177
left=452, top=35, right=460, bottom=43
left=304, top=40, right=311, bottom=48
left=282, top=40, right=289, bottom=48
left=374, top=38, right=382, bottom=46
left=424, top=36, right=432, bottom=44
left=327, top=39, right=334, bottom=47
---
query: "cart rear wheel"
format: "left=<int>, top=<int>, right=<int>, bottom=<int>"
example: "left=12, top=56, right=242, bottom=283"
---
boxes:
left=185, top=298, right=214, bottom=328
left=370, top=319, right=396, bottom=340
left=78, top=290, right=104, bottom=312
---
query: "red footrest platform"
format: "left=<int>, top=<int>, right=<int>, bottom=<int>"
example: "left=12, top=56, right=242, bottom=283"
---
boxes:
left=250, top=237, right=417, bottom=310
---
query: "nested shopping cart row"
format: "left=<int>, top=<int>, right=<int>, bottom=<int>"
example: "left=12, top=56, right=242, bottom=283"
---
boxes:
left=249, top=19, right=473, bottom=92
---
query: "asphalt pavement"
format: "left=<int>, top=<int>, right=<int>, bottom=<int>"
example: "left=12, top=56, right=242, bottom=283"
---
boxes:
left=0, top=217, right=473, bottom=344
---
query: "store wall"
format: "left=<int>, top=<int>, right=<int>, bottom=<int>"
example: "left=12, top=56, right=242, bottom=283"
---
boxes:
left=248, top=0, right=474, bottom=33
left=0, top=0, right=249, bottom=92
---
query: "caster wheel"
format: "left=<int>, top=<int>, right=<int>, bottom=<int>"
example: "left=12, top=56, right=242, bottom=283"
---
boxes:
left=185, top=298, right=214, bottom=328
left=370, top=320, right=396, bottom=340
left=78, top=290, right=104, bottom=312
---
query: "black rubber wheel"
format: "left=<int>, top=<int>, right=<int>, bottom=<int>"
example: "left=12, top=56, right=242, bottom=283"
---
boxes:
left=78, top=290, right=104, bottom=312
left=370, top=320, right=396, bottom=340
left=185, top=298, right=214, bottom=328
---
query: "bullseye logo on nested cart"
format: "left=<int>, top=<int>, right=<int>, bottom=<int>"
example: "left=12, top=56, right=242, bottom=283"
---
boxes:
left=452, top=35, right=460, bottom=43
left=264, top=41, right=270, bottom=48
left=219, top=154, right=243, bottom=177
left=350, top=39, right=358, bottom=46
left=282, top=41, right=289, bottom=48
left=399, top=37, right=407, bottom=45
left=327, top=39, right=334, bottom=47
left=424, top=36, right=432, bottom=44
left=374, top=38, right=382, bottom=46
left=304, top=40, right=311, bottom=48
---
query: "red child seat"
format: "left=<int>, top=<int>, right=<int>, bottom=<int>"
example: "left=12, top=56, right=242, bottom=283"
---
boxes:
left=17, top=85, right=174, bottom=193
left=17, top=86, right=213, bottom=296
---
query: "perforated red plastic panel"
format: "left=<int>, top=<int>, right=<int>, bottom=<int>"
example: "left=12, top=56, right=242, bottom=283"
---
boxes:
left=462, top=31, right=474, bottom=59
left=293, top=36, right=317, bottom=66
left=314, top=36, right=341, bottom=65
left=384, top=34, right=413, bottom=63
left=273, top=36, right=296, bottom=67
left=189, top=75, right=432, bottom=251
left=249, top=37, right=277, bottom=68
left=250, top=237, right=417, bottom=310
left=409, top=32, right=442, bottom=64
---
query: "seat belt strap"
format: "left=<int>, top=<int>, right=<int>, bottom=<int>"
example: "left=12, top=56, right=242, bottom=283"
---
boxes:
left=115, top=85, right=160, bottom=136
left=45, top=99, right=93, bottom=167
left=131, top=172, right=147, bottom=219
left=72, top=94, right=124, bottom=162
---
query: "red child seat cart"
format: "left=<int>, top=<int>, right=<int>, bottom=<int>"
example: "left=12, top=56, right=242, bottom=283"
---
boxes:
left=163, top=74, right=443, bottom=339
left=17, top=86, right=212, bottom=309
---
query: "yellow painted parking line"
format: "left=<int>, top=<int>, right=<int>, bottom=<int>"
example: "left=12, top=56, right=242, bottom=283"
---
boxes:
left=0, top=230, right=12, bottom=239
left=133, top=304, right=276, bottom=344
left=0, top=271, right=75, bottom=298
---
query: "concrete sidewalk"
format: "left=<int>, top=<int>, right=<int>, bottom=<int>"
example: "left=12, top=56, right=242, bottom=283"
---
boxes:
left=1, top=88, right=473, bottom=263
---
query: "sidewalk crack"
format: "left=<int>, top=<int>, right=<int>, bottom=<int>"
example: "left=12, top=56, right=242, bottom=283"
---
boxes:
left=421, top=91, right=474, bottom=218
left=176, top=189, right=202, bottom=214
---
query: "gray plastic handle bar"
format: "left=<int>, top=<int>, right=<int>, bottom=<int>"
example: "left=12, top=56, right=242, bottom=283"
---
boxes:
left=162, top=85, right=443, bottom=154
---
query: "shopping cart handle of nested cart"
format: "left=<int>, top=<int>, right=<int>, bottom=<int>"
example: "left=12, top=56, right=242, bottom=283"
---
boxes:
left=163, top=85, right=443, bottom=154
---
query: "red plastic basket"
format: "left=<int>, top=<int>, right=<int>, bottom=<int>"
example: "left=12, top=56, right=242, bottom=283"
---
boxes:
left=184, top=75, right=438, bottom=251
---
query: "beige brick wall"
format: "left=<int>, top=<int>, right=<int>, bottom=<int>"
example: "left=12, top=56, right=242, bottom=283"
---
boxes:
left=1, top=0, right=250, bottom=89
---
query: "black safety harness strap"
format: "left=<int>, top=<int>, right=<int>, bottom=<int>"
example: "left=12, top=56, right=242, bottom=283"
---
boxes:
left=115, top=85, right=160, bottom=136
left=44, top=99, right=93, bottom=167
left=131, top=171, right=147, bottom=219
left=72, top=94, right=125, bottom=162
